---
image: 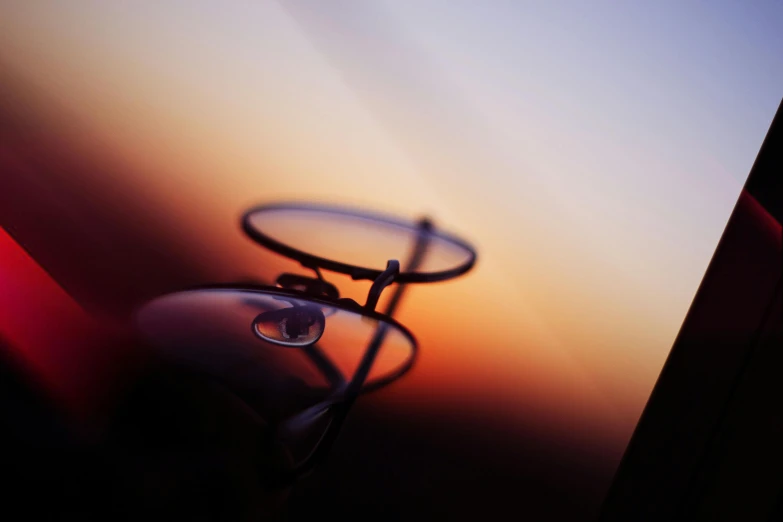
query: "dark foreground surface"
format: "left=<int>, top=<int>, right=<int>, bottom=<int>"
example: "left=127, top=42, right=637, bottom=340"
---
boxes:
left=1, top=342, right=613, bottom=521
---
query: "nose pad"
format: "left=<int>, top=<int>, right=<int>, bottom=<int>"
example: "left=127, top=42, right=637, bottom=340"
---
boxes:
left=252, top=305, right=326, bottom=347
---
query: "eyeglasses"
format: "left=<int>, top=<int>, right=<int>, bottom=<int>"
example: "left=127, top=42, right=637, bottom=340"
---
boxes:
left=135, top=202, right=476, bottom=487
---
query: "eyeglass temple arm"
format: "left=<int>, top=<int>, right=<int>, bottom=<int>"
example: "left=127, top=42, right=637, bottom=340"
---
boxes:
left=278, top=259, right=402, bottom=482
left=285, top=218, right=434, bottom=481
left=346, top=218, right=433, bottom=401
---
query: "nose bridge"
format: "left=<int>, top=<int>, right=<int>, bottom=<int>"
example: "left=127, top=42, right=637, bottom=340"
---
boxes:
left=275, top=272, right=340, bottom=298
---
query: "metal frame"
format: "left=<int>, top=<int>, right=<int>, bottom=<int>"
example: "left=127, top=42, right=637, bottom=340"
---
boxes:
left=241, top=202, right=476, bottom=283
left=144, top=203, right=476, bottom=488
left=243, top=204, right=473, bottom=486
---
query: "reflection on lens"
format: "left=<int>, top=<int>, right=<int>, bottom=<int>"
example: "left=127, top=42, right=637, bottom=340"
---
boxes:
left=253, top=306, right=326, bottom=347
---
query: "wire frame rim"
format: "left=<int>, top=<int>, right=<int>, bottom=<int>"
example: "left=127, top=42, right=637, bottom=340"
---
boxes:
left=241, top=201, right=477, bottom=283
left=134, top=283, right=419, bottom=395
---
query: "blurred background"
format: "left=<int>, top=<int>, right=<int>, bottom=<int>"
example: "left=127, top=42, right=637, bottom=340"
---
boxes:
left=1, top=1, right=782, bottom=519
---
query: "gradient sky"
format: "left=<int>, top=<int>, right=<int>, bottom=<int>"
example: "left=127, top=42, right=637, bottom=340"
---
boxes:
left=1, top=1, right=781, bottom=453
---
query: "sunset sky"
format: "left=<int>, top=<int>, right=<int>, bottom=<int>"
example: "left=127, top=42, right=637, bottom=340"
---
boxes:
left=1, top=1, right=781, bottom=457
